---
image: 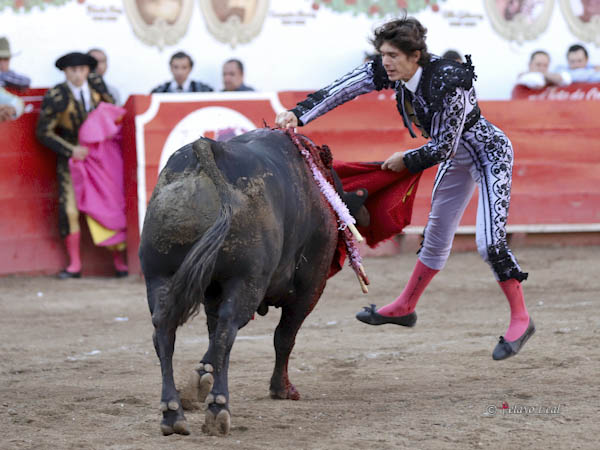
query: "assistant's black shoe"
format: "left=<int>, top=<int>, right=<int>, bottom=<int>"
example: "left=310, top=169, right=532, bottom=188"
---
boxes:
left=57, top=270, right=81, bottom=279
left=492, top=318, right=535, bottom=361
left=115, top=270, right=129, bottom=278
left=355, top=304, right=417, bottom=327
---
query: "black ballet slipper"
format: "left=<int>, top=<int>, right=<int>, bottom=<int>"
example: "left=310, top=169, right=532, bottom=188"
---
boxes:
left=492, top=318, right=535, bottom=361
left=355, top=304, right=417, bottom=327
left=57, top=270, right=81, bottom=279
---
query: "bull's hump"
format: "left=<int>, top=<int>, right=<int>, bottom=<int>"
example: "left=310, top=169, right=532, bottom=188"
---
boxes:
left=228, top=128, right=291, bottom=151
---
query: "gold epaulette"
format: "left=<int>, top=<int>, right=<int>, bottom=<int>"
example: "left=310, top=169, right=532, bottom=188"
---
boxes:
left=41, top=84, right=69, bottom=115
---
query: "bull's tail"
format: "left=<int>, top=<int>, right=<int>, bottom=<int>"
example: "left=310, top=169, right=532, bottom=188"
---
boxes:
left=165, top=204, right=232, bottom=327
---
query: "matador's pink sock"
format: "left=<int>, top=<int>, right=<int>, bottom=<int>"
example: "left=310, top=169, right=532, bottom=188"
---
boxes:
left=65, top=231, right=81, bottom=273
left=112, top=250, right=128, bottom=272
left=377, top=259, right=440, bottom=317
left=498, top=279, right=530, bottom=341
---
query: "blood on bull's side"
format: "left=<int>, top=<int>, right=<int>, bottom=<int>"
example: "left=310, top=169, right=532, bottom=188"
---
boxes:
left=139, top=128, right=344, bottom=436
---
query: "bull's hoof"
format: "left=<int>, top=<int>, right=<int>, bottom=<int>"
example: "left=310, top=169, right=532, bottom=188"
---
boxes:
left=159, top=401, right=190, bottom=436
left=269, top=383, right=300, bottom=400
left=160, top=419, right=190, bottom=436
left=181, top=363, right=215, bottom=409
left=202, top=407, right=231, bottom=436
left=196, top=366, right=214, bottom=403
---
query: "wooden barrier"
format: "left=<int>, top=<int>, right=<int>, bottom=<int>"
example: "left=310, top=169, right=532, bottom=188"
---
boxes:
left=1, top=90, right=599, bottom=276
left=511, top=82, right=600, bottom=101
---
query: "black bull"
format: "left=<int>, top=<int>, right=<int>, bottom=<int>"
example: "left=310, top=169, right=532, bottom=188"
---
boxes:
left=139, top=128, right=341, bottom=436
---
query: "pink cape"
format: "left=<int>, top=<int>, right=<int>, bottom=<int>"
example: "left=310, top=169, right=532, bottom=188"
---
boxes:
left=69, top=102, right=126, bottom=247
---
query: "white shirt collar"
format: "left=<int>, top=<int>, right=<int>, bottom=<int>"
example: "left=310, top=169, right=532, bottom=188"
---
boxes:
left=66, top=80, right=92, bottom=110
left=171, top=78, right=192, bottom=92
left=66, top=80, right=89, bottom=96
left=403, top=66, right=422, bottom=93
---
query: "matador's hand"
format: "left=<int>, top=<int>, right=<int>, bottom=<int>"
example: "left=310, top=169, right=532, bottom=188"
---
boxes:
left=382, top=151, right=406, bottom=172
left=71, top=145, right=89, bottom=161
left=275, top=111, right=298, bottom=129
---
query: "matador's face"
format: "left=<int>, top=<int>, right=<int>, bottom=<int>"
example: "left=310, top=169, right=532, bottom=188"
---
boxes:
left=64, top=65, right=90, bottom=87
left=379, top=41, right=420, bottom=83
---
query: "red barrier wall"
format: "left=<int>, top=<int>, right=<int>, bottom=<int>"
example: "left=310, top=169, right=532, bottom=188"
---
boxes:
left=511, top=82, right=600, bottom=101
left=2, top=90, right=599, bottom=276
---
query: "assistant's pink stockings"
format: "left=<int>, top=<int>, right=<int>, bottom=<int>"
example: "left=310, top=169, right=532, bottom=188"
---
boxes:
left=64, top=231, right=82, bottom=273
left=498, top=278, right=530, bottom=341
left=378, top=258, right=530, bottom=342
left=112, top=250, right=128, bottom=272
left=377, top=259, right=439, bottom=317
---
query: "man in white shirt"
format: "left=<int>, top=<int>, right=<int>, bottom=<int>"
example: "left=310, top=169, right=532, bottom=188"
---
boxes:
left=514, top=50, right=570, bottom=90
left=555, top=44, right=600, bottom=84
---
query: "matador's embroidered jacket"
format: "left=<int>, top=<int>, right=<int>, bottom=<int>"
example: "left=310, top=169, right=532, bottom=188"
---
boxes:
left=36, top=73, right=114, bottom=237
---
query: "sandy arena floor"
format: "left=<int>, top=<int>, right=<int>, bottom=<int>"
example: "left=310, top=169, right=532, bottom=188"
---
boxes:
left=1, top=245, right=599, bottom=450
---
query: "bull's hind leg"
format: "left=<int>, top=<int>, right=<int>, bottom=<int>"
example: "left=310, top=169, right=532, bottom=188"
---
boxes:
left=269, top=302, right=315, bottom=400
left=202, top=278, right=263, bottom=436
left=146, top=277, right=190, bottom=436
left=181, top=302, right=218, bottom=410
left=270, top=236, right=336, bottom=400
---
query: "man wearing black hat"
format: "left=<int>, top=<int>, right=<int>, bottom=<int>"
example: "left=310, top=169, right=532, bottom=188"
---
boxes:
left=36, top=52, right=115, bottom=279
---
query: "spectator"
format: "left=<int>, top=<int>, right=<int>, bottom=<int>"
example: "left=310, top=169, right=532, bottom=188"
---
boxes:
left=36, top=51, right=126, bottom=279
left=442, top=49, right=463, bottom=63
left=0, top=86, right=24, bottom=122
left=151, top=51, right=213, bottom=93
left=363, top=52, right=378, bottom=63
left=555, top=44, right=600, bottom=84
left=580, top=0, right=600, bottom=23
left=222, top=59, right=255, bottom=92
left=88, top=48, right=122, bottom=105
left=0, top=37, right=31, bottom=89
left=567, top=44, right=593, bottom=70
left=515, top=50, right=569, bottom=89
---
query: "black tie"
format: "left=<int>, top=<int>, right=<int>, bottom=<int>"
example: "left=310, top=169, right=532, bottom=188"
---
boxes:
left=176, top=85, right=183, bottom=92
left=400, top=87, right=417, bottom=138
left=79, top=90, right=87, bottom=112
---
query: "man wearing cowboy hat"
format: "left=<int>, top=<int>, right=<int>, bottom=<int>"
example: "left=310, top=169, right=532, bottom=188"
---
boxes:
left=36, top=51, right=116, bottom=279
left=0, top=37, right=30, bottom=89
